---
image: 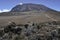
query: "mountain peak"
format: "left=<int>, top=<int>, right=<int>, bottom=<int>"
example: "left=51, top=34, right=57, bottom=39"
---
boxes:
left=10, top=3, right=51, bottom=12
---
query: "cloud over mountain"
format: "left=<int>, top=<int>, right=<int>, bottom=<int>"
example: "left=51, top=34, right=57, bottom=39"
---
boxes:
left=0, top=9, right=10, bottom=13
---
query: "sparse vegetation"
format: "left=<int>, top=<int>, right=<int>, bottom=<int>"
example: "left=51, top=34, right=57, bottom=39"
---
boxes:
left=0, top=21, right=60, bottom=40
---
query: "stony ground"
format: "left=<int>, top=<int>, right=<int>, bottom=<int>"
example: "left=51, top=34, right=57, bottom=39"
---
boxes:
left=0, top=21, right=60, bottom=40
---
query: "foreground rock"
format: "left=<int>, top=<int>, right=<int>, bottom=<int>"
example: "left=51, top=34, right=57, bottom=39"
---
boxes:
left=0, top=21, right=60, bottom=40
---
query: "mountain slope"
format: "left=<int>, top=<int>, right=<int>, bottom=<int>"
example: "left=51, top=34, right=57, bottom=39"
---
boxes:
left=10, top=3, right=53, bottom=12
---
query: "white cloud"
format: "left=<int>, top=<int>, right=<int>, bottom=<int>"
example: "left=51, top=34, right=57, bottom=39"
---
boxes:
left=0, top=9, right=10, bottom=13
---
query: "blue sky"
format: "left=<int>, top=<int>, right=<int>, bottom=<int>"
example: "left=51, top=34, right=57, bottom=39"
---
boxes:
left=0, top=0, right=60, bottom=12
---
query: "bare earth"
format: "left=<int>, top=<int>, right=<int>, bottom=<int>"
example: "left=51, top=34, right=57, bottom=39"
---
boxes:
left=0, top=12, right=60, bottom=26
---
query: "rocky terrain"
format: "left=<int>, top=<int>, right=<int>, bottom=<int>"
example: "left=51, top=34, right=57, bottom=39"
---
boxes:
left=0, top=21, right=60, bottom=40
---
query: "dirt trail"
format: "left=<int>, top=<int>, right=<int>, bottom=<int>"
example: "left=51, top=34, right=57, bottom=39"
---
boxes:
left=45, top=14, right=57, bottom=21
